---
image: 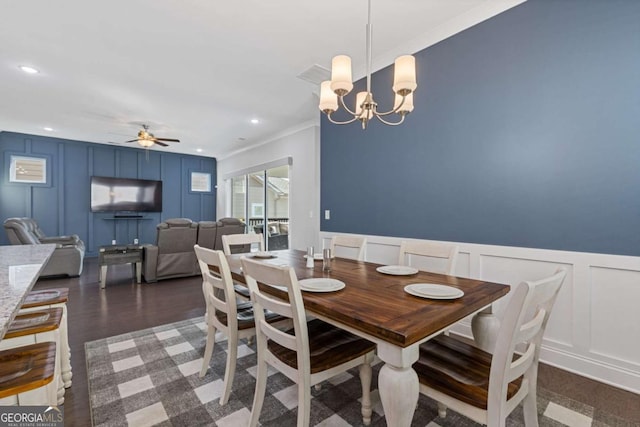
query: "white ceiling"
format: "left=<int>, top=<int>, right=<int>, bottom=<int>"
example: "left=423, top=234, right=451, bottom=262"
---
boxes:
left=0, top=0, right=524, bottom=159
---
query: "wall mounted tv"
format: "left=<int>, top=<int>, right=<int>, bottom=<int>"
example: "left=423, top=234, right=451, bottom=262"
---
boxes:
left=90, top=176, right=163, bottom=213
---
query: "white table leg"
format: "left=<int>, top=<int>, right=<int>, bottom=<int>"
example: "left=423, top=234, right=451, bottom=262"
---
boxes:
left=100, top=265, right=107, bottom=289
left=376, top=342, right=419, bottom=427
left=471, top=305, right=501, bottom=353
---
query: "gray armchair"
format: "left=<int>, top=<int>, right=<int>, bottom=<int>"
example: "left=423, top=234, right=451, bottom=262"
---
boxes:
left=143, top=218, right=200, bottom=282
left=3, top=217, right=85, bottom=277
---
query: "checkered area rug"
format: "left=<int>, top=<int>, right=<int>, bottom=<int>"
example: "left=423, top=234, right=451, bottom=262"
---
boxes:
left=86, top=318, right=627, bottom=427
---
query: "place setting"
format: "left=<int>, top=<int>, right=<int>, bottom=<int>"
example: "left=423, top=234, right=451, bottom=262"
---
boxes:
left=251, top=251, right=278, bottom=259
left=376, top=264, right=419, bottom=276
left=404, top=283, right=464, bottom=300
left=298, top=278, right=345, bottom=292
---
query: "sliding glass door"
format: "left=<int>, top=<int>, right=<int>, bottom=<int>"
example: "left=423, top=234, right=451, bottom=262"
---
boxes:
left=229, top=165, right=289, bottom=250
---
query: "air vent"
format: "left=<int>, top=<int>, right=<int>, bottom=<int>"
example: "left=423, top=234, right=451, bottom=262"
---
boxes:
left=297, top=64, right=330, bottom=85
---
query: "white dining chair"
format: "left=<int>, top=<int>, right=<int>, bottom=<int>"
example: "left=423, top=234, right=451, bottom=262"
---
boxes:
left=194, top=245, right=289, bottom=405
left=221, top=233, right=264, bottom=255
left=329, top=235, right=366, bottom=261
left=241, top=257, right=376, bottom=426
left=397, top=240, right=459, bottom=275
left=413, top=268, right=567, bottom=427
left=221, top=233, right=265, bottom=300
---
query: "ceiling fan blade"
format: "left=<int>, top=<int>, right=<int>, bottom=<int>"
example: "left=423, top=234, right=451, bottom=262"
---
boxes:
left=125, top=139, right=138, bottom=143
left=154, top=138, right=180, bottom=142
left=154, top=141, right=169, bottom=147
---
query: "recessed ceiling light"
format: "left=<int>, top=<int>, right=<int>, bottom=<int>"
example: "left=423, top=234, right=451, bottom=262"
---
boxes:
left=19, top=65, right=39, bottom=74
left=250, top=119, right=259, bottom=124
left=43, top=127, right=54, bottom=132
left=196, top=148, right=203, bottom=153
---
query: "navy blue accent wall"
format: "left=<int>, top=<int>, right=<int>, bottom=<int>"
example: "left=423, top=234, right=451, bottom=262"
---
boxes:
left=0, top=132, right=216, bottom=256
left=321, top=0, right=640, bottom=256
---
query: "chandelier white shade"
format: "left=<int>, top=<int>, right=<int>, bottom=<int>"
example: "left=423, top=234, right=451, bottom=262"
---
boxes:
left=319, top=0, right=417, bottom=129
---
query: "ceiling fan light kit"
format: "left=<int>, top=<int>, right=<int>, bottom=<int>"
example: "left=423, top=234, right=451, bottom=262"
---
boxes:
left=125, top=124, right=180, bottom=148
left=318, top=0, right=417, bottom=129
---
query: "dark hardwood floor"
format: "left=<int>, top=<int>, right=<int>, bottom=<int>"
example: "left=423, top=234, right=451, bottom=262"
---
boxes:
left=31, top=257, right=639, bottom=426
left=33, top=257, right=205, bottom=426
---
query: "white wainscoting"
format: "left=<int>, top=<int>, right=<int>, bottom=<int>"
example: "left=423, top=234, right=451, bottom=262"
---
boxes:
left=320, top=231, right=640, bottom=394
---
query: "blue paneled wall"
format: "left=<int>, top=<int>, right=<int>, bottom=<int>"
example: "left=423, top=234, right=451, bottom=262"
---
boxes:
left=0, top=132, right=216, bottom=256
left=321, top=0, right=640, bottom=256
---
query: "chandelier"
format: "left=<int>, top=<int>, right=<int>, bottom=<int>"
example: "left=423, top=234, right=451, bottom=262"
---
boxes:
left=319, top=0, right=417, bottom=129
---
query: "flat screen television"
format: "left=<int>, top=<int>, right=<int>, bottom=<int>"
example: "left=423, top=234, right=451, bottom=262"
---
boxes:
left=90, top=176, right=163, bottom=213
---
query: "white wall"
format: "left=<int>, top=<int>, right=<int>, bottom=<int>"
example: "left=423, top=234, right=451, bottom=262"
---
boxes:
left=217, top=125, right=320, bottom=251
left=321, top=231, right=640, bottom=394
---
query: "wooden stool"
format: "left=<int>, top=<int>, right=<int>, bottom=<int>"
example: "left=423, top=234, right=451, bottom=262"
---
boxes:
left=0, top=342, right=58, bottom=406
left=0, top=308, right=65, bottom=405
left=20, top=288, right=72, bottom=388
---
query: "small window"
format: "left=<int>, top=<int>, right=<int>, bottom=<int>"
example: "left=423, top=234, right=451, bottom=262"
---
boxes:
left=251, top=203, right=264, bottom=218
left=191, top=172, right=211, bottom=192
left=10, top=156, right=47, bottom=183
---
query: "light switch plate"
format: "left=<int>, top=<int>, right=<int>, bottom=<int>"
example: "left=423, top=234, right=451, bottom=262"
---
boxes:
left=324, top=210, right=331, bottom=220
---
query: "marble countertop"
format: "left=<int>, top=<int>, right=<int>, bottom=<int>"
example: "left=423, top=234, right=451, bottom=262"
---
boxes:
left=0, top=244, right=56, bottom=340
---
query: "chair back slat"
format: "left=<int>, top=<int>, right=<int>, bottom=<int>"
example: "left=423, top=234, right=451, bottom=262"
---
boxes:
left=253, top=290, right=294, bottom=319
left=397, top=241, right=459, bottom=275
left=330, top=235, right=366, bottom=261
left=517, top=308, right=546, bottom=344
left=259, top=320, right=297, bottom=351
left=222, top=233, right=264, bottom=255
left=507, top=342, right=536, bottom=383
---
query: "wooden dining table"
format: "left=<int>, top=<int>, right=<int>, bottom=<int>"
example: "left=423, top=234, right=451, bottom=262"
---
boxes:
left=226, top=249, right=510, bottom=427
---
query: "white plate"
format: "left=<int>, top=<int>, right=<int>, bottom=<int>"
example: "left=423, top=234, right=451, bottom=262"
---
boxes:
left=304, top=253, right=324, bottom=261
left=252, top=251, right=277, bottom=259
left=404, top=284, right=464, bottom=299
left=299, top=278, right=345, bottom=292
left=376, top=265, right=419, bottom=276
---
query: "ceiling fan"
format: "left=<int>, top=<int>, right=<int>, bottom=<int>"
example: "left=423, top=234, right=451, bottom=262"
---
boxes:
left=125, top=124, right=180, bottom=147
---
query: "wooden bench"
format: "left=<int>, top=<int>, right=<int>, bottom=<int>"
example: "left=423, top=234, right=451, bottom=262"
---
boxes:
left=0, top=342, right=58, bottom=406
left=20, top=288, right=72, bottom=388
left=1, top=308, right=65, bottom=405
left=22, top=288, right=69, bottom=308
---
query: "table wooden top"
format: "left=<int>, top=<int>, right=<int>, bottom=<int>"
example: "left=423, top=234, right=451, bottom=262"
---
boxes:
left=227, top=249, right=510, bottom=348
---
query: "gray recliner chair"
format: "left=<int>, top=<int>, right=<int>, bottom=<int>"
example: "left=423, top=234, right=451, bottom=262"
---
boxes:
left=143, top=218, right=200, bottom=283
left=213, top=218, right=246, bottom=252
left=196, top=221, right=219, bottom=250
left=3, top=217, right=85, bottom=277
left=195, top=218, right=246, bottom=251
